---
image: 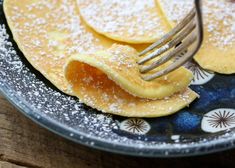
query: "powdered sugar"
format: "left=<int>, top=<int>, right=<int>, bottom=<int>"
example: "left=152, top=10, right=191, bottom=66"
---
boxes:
left=1, top=0, right=235, bottom=157
left=158, top=0, right=235, bottom=49
left=77, top=0, right=167, bottom=40
left=0, top=23, right=117, bottom=141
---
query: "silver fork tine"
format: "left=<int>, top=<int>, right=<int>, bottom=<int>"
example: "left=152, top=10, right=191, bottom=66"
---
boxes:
left=143, top=44, right=197, bottom=81
left=139, top=0, right=203, bottom=81
left=143, top=37, right=198, bottom=81
left=139, top=8, right=196, bottom=56
left=138, top=20, right=196, bottom=65
left=140, top=34, right=197, bottom=74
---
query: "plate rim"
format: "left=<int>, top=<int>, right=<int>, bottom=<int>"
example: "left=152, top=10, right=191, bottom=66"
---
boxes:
left=1, top=83, right=235, bottom=157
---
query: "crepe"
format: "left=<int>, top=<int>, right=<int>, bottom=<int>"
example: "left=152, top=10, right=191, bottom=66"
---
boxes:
left=76, top=0, right=171, bottom=44
left=157, top=0, right=235, bottom=74
left=66, top=44, right=194, bottom=99
left=4, top=0, right=198, bottom=117
left=4, top=0, right=114, bottom=95
left=65, top=45, right=198, bottom=117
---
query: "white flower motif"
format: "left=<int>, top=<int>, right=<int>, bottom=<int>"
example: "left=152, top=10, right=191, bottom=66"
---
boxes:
left=120, top=118, right=150, bottom=135
left=185, top=61, right=215, bottom=85
left=201, top=108, right=235, bottom=133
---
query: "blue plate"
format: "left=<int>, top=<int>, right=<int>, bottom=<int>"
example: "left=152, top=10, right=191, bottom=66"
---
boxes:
left=1, top=2, right=235, bottom=157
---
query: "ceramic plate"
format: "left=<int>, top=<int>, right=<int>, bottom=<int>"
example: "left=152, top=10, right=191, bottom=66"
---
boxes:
left=1, top=2, right=235, bottom=157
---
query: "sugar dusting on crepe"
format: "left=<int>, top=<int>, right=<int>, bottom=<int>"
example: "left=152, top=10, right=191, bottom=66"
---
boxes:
left=158, top=0, right=235, bottom=50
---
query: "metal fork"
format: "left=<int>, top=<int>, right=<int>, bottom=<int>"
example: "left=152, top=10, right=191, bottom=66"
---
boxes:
left=138, top=0, right=203, bottom=81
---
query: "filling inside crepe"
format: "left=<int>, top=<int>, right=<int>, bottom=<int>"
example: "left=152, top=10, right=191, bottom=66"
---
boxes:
left=4, top=0, right=198, bottom=117
left=157, top=0, right=235, bottom=74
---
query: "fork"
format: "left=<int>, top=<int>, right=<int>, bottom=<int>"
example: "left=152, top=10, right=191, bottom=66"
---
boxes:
left=138, top=0, right=203, bottom=81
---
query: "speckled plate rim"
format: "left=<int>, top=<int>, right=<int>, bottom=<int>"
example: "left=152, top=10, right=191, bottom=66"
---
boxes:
left=1, top=82, right=235, bottom=157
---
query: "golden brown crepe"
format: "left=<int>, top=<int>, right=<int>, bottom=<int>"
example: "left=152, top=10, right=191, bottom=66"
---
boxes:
left=65, top=45, right=198, bottom=117
left=4, top=0, right=198, bottom=117
left=4, top=0, right=114, bottom=95
left=76, top=0, right=171, bottom=43
left=157, top=0, right=235, bottom=74
left=66, top=44, right=194, bottom=99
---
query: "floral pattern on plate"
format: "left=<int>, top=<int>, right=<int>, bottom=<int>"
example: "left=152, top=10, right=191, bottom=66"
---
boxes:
left=185, top=61, right=215, bottom=85
left=120, top=118, right=150, bottom=135
left=201, top=108, right=235, bottom=133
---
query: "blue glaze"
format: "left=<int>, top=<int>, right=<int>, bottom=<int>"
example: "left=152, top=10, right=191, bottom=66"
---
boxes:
left=173, top=112, right=201, bottom=132
left=150, top=121, right=171, bottom=135
left=111, top=74, right=235, bottom=142
left=231, top=89, right=235, bottom=98
left=1, top=1, right=235, bottom=156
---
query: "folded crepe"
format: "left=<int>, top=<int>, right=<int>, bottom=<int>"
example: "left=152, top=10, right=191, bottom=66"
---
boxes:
left=76, top=0, right=171, bottom=43
left=65, top=44, right=198, bottom=117
left=157, top=0, right=235, bottom=74
left=4, top=0, right=198, bottom=117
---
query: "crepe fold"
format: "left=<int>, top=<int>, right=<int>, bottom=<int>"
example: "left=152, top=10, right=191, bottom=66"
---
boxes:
left=65, top=45, right=198, bottom=117
left=4, top=0, right=198, bottom=117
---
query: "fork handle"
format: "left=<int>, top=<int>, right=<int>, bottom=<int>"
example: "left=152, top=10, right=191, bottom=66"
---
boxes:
left=194, top=0, right=203, bottom=47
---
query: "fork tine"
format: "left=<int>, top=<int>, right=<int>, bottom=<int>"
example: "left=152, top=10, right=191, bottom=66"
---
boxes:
left=138, top=20, right=196, bottom=65
left=139, top=0, right=203, bottom=81
left=138, top=8, right=196, bottom=56
left=142, top=46, right=197, bottom=81
left=143, top=52, right=196, bottom=81
left=140, top=34, right=197, bottom=74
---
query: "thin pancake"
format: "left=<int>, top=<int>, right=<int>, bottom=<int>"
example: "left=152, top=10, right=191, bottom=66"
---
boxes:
left=66, top=44, right=194, bottom=99
left=4, top=0, right=198, bottom=117
left=4, top=0, right=193, bottom=99
left=157, top=0, right=235, bottom=74
left=4, top=0, right=114, bottom=95
left=65, top=46, right=198, bottom=117
left=76, top=0, right=171, bottom=44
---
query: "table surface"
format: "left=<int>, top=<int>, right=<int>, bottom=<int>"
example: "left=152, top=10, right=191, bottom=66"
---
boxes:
left=0, top=94, right=235, bottom=168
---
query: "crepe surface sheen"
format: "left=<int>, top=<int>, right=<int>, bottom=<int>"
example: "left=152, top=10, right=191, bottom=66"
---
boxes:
left=4, top=0, right=198, bottom=117
left=76, top=0, right=171, bottom=44
left=65, top=44, right=194, bottom=99
left=65, top=45, right=198, bottom=117
left=4, top=0, right=114, bottom=95
left=157, top=0, right=235, bottom=74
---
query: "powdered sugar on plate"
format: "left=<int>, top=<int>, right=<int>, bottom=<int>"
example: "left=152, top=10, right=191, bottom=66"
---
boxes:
left=1, top=1, right=235, bottom=156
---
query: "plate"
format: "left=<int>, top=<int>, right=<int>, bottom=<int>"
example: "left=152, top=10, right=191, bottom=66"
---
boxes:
left=1, top=2, right=235, bottom=157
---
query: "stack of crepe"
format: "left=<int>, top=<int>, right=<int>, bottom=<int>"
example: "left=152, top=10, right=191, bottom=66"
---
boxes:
left=4, top=0, right=234, bottom=117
